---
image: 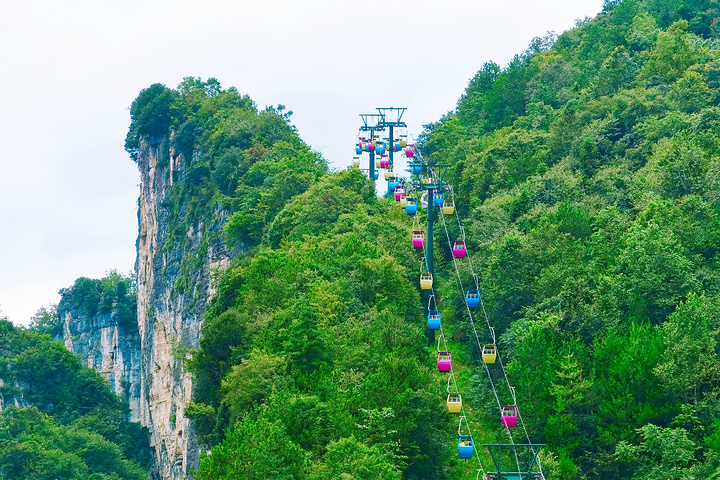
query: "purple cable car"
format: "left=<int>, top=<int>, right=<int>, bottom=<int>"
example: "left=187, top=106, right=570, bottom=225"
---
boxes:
left=452, top=241, right=467, bottom=258
left=501, top=405, right=518, bottom=427
left=438, top=351, right=452, bottom=372
left=412, top=230, right=425, bottom=248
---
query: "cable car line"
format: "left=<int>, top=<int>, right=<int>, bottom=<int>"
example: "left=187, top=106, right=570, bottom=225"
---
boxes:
left=440, top=184, right=542, bottom=475
left=352, top=111, right=545, bottom=478
left=413, top=146, right=539, bottom=475
left=435, top=203, right=524, bottom=472
left=444, top=188, right=538, bottom=453
left=421, top=241, right=488, bottom=475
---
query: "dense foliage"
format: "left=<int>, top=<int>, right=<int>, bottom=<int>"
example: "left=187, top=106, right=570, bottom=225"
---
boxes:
left=126, top=77, right=327, bottom=252
left=419, top=0, right=720, bottom=477
left=119, top=2, right=720, bottom=477
left=0, top=318, right=151, bottom=479
left=188, top=170, right=460, bottom=479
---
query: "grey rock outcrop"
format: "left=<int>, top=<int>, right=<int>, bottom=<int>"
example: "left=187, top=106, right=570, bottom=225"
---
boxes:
left=56, top=301, right=142, bottom=421
left=135, top=137, right=231, bottom=480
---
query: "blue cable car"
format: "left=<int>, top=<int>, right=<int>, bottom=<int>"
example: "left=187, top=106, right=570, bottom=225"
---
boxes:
left=373, top=170, right=379, bottom=180
left=433, top=191, right=444, bottom=207
left=427, top=310, right=441, bottom=330
left=388, top=177, right=399, bottom=191
left=410, top=161, right=423, bottom=175
left=355, top=146, right=362, bottom=155
left=466, top=289, right=480, bottom=308
left=458, top=435, right=474, bottom=459
left=406, top=198, right=417, bottom=215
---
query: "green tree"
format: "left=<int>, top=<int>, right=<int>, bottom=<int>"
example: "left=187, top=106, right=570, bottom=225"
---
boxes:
left=308, top=436, right=402, bottom=480
left=655, top=294, right=720, bottom=403
left=195, top=415, right=306, bottom=480
left=637, top=19, right=702, bottom=85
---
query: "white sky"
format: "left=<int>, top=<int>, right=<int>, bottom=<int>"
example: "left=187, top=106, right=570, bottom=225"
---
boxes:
left=0, top=0, right=604, bottom=326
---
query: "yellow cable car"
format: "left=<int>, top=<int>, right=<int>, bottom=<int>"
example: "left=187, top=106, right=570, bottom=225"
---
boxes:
left=482, top=344, right=497, bottom=364
left=420, top=273, right=433, bottom=290
left=400, top=194, right=407, bottom=207
left=420, top=175, right=431, bottom=184
left=376, top=159, right=382, bottom=168
left=384, top=170, right=394, bottom=180
left=353, top=156, right=360, bottom=168
left=447, top=393, right=462, bottom=413
left=442, top=200, right=455, bottom=215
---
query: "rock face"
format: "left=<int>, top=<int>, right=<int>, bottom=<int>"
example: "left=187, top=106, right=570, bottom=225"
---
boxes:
left=59, top=136, right=232, bottom=479
left=56, top=303, right=142, bottom=421
left=0, top=379, right=27, bottom=411
left=135, top=137, right=231, bottom=480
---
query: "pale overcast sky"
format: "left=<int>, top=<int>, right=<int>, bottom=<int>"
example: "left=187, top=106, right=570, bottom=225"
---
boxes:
left=0, top=0, right=604, bottom=325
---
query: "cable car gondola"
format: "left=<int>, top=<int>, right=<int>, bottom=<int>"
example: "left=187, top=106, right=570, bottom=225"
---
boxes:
left=406, top=198, right=418, bottom=215
left=458, top=435, right=474, bottom=459
left=438, top=351, right=452, bottom=372
left=501, top=405, right=517, bottom=427
left=482, top=344, right=497, bottom=364
left=420, top=272, right=433, bottom=290
left=428, top=310, right=441, bottom=330
left=452, top=241, right=466, bottom=258
left=447, top=393, right=462, bottom=414
left=466, top=289, right=480, bottom=308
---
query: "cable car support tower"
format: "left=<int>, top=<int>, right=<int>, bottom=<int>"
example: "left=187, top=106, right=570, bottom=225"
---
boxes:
left=358, top=113, right=383, bottom=183
left=376, top=107, right=407, bottom=171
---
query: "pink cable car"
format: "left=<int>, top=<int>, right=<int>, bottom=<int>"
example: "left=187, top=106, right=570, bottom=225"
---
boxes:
left=452, top=241, right=467, bottom=258
left=438, top=352, right=452, bottom=372
left=501, top=405, right=518, bottom=427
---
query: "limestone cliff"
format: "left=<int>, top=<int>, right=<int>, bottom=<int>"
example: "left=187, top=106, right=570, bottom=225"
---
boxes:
left=56, top=301, right=142, bottom=421
left=135, top=136, right=231, bottom=480
left=121, top=80, right=323, bottom=479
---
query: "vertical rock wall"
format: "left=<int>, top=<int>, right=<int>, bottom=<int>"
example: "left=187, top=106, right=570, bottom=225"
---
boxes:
left=56, top=304, right=142, bottom=421
left=135, top=138, right=230, bottom=480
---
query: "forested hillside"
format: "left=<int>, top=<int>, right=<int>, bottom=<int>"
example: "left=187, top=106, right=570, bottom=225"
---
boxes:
left=419, top=0, right=720, bottom=478
left=184, top=0, right=720, bottom=478
left=6, top=0, right=720, bottom=478
left=0, top=318, right=152, bottom=479
left=187, top=169, right=457, bottom=479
